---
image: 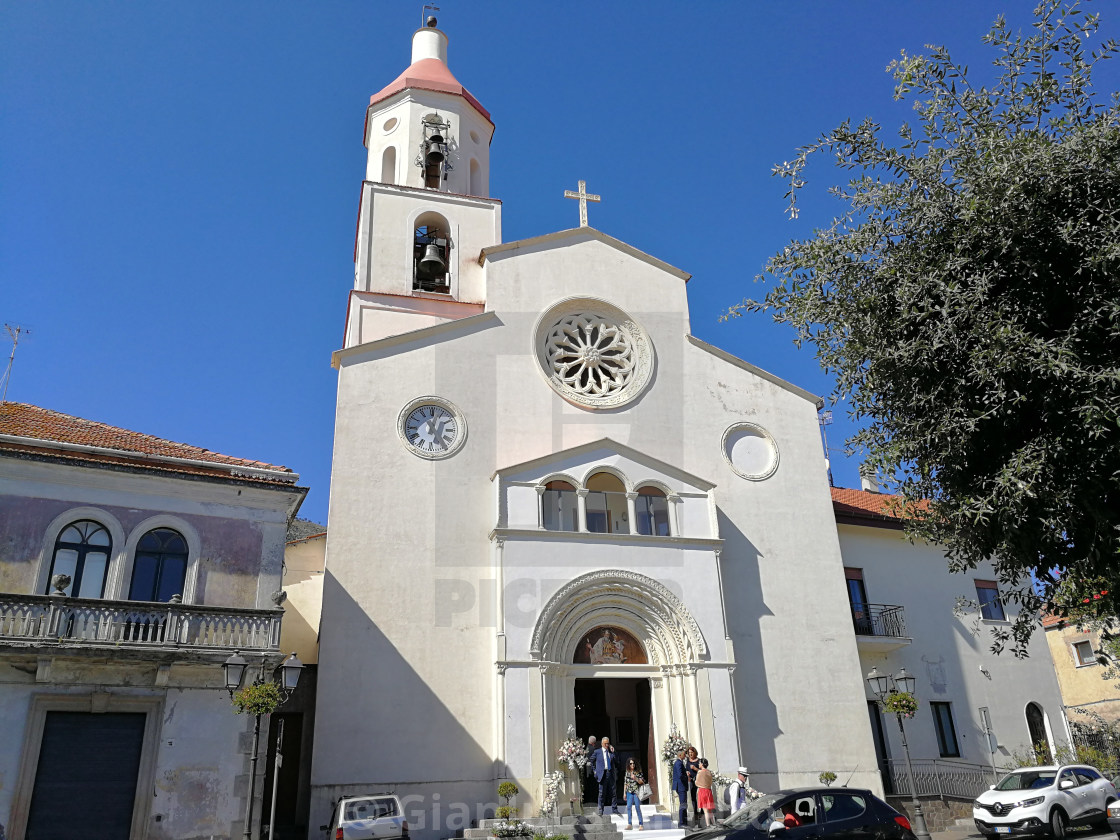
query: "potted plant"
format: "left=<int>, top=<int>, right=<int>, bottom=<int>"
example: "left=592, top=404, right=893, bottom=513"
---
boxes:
left=493, top=782, right=531, bottom=839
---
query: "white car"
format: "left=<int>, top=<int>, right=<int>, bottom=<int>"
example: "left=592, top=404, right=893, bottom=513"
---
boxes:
left=322, top=794, right=409, bottom=840
left=972, top=765, right=1116, bottom=838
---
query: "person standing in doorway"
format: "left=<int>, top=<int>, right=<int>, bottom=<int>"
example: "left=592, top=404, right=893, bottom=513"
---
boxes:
left=623, top=758, right=646, bottom=830
left=592, top=736, right=620, bottom=816
left=585, top=736, right=599, bottom=805
left=695, top=758, right=715, bottom=827
left=671, top=748, right=690, bottom=829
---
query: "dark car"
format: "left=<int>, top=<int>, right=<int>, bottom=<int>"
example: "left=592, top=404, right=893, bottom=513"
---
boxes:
left=688, top=787, right=916, bottom=840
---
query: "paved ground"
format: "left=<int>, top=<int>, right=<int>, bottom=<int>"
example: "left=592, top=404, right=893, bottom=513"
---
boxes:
left=932, top=826, right=1117, bottom=840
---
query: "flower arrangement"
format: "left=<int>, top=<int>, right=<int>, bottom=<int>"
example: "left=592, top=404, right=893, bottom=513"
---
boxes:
left=493, top=782, right=531, bottom=838
left=882, top=691, right=918, bottom=719
left=661, top=723, right=690, bottom=765
left=492, top=822, right=532, bottom=838
left=232, top=681, right=282, bottom=716
left=557, top=724, right=588, bottom=770
left=539, top=770, right=565, bottom=817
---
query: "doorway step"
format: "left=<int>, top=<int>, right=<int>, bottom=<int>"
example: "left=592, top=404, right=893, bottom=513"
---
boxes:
left=466, top=814, right=623, bottom=840
left=605, top=805, right=685, bottom=840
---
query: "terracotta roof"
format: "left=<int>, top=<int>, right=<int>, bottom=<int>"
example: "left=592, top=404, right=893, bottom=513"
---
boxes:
left=369, top=57, right=491, bottom=122
left=831, top=486, right=928, bottom=528
left=0, top=402, right=295, bottom=480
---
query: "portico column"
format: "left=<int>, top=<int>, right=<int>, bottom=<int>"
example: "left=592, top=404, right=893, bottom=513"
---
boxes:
left=667, top=494, right=682, bottom=537
left=625, top=492, right=639, bottom=535
left=576, top=489, right=589, bottom=532
left=685, top=666, right=704, bottom=755
left=535, top=484, right=546, bottom=529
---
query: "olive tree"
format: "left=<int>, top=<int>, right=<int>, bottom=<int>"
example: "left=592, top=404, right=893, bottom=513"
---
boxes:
left=730, top=1, right=1120, bottom=654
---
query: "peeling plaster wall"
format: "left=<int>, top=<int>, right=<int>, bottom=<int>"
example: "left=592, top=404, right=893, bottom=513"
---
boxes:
left=0, top=460, right=297, bottom=607
left=0, top=674, right=255, bottom=840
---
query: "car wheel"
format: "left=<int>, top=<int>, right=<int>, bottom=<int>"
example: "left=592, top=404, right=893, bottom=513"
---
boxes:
left=1050, top=808, right=1068, bottom=840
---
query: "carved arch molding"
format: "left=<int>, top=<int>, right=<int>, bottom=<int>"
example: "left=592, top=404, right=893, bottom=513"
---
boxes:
left=530, top=569, right=707, bottom=666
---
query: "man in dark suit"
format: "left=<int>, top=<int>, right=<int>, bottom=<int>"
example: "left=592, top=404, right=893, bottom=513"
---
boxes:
left=671, top=748, right=690, bottom=828
left=591, top=736, right=619, bottom=816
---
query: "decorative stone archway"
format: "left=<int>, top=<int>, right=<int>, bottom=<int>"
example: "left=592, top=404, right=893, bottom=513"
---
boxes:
left=522, top=570, right=731, bottom=812
left=531, top=569, right=707, bottom=667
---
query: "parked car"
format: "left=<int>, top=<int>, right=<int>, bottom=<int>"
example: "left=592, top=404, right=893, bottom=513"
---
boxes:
left=1107, top=799, right=1120, bottom=837
left=688, top=786, right=916, bottom=840
left=322, top=794, right=409, bottom=840
left=972, top=765, right=1116, bottom=838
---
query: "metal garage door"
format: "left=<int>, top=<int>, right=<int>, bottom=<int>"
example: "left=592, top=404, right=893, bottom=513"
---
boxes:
left=26, top=711, right=146, bottom=840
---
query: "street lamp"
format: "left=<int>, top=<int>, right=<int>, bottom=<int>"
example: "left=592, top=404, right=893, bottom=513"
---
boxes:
left=866, top=666, right=931, bottom=840
left=224, top=651, right=303, bottom=840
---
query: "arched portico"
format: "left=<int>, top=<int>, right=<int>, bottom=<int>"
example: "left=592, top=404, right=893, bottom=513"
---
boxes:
left=519, top=570, right=736, bottom=812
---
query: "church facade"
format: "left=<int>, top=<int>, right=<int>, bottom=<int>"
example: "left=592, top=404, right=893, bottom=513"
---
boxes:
left=310, top=20, right=1067, bottom=838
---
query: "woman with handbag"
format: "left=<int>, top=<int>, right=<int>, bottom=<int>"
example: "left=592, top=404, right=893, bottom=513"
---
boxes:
left=623, top=758, right=646, bottom=830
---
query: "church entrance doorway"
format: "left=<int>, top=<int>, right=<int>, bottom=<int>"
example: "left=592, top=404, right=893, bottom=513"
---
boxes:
left=575, top=678, right=656, bottom=806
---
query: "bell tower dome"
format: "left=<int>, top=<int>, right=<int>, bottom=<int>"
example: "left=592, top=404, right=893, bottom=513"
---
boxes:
left=363, top=18, right=493, bottom=197
left=344, top=17, right=502, bottom=351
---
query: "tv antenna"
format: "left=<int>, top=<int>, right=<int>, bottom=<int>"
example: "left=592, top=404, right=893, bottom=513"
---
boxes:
left=818, top=409, right=834, bottom=487
left=0, top=324, right=30, bottom=403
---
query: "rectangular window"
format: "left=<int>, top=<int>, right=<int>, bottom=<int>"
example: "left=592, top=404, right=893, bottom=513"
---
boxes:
left=931, top=702, right=960, bottom=757
left=846, top=568, right=872, bottom=634
left=975, top=580, right=1006, bottom=621
left=1073, top=639, right=1096, bottom=667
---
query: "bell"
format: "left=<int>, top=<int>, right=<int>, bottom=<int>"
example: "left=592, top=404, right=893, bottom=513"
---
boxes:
left=417, top=242, right=447, bottom=280
left=425, top=135, right=445, bottom=165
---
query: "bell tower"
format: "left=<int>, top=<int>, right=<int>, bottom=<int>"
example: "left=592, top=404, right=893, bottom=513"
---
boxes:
left=346, top=17, right=502, bottom=349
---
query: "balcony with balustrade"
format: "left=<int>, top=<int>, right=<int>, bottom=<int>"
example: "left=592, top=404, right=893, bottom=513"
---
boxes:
left=0, top=592, right=282, bottom=662
left=852, top=603, right=912, bottom=651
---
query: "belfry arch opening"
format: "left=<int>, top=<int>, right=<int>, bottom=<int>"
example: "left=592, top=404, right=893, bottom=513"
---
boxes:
left=413, top=212, right=451, bottom=294
left=381, top=146, right=397, bottom=184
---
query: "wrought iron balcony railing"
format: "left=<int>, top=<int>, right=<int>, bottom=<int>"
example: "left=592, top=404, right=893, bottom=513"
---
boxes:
left=852, top=603, right=908, bottom=638
left=0, top=592, right=281, bottom=652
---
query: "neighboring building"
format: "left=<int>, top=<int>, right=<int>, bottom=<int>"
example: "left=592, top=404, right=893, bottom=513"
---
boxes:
left=259, top=527, right=327, bottom=840
left=1043, top=614, right=1120, bottom=731
left=833, top=485, right=1071, bottom=791
left=0, top=402, right=305, bottom=840
left=308, top=19, right=1072, bottom=839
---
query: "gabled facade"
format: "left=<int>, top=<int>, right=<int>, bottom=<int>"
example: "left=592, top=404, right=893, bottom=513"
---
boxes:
left=0, top=402, right=306, bottom=840
left=312, top=20, right=878, bottom=838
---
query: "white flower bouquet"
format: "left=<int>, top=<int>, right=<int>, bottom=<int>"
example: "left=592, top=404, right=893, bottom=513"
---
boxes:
left=557, top=724, right=588, bottom=770
left=661, top=723, right=690, bottom=765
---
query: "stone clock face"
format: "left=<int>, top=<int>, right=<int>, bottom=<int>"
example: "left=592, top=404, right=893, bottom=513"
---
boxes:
left=397, top=397, right=467, bottom=459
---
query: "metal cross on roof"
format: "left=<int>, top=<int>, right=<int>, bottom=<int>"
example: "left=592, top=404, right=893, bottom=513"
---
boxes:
left=564, top=180, right=601, bottom=228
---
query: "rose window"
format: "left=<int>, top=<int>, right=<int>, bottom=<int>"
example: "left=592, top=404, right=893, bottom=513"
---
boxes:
left=534, top=299, right=654, bottom=408
left=546, top=315, right=635, bottom=398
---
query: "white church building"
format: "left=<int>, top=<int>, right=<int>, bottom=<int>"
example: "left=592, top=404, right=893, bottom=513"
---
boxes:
left=310, top=20, right=1068, bottom=838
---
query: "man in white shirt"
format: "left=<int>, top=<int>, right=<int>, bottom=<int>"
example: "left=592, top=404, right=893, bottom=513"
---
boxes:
left=727, top=767, right=750, bottom=814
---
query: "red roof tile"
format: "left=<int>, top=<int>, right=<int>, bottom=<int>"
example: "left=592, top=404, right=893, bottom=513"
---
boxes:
left=0, top=402, right=293, bottom=475
left=831, top=486, right=928, bottom=527
left=369, top=57, right=491, bottom=123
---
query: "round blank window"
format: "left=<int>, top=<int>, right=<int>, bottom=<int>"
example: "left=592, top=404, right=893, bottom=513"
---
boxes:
left=723, top=423, right=779, bottom=480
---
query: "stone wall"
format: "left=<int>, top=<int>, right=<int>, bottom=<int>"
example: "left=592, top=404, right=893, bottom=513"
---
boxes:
left=886, top=796, right=973, bottom=832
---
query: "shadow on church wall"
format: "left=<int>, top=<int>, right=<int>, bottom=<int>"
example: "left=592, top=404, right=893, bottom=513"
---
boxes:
left=715, top=508, right=780, bottom=785
left=311, top=570, right=518, bottom=840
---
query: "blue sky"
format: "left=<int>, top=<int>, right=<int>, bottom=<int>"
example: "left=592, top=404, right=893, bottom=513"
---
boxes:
left=4, top=2, right=1118, bottom=524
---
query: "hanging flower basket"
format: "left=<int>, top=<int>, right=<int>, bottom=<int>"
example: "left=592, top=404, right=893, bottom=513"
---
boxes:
left=232, top=681, right=282, bottom=716
left=882, top=691, right=918, bottom=718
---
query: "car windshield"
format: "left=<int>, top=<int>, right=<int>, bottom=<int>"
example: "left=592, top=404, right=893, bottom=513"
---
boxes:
left=995, top=771, right=1056, bottom=791
left=723, top=794, right=785, bottom=829
left=344, top=798, right=399, bottom=821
